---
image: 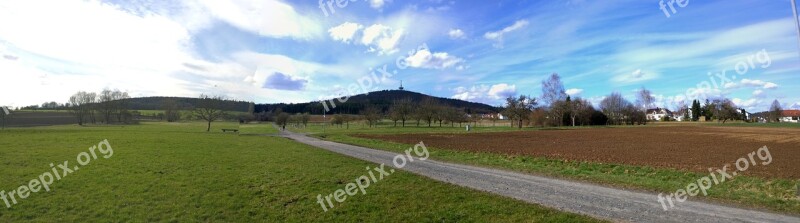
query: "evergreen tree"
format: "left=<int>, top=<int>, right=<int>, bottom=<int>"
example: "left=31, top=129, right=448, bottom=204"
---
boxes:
left=690, top=100, right=701, bottom=121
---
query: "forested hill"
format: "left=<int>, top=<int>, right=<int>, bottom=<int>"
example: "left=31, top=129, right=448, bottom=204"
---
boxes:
left=126, top=97, right=252, bottom=112
left=253, top=90, right=501, bottom=115
left=125, top=90, right=500, bottom=115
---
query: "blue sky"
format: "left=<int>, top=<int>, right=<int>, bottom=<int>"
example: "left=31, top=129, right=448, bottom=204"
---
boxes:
left=1, top=0, right=798, bottom=111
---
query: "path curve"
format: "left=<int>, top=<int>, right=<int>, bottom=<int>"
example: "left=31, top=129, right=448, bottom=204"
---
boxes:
left=276, top=129, right=800, bottom=222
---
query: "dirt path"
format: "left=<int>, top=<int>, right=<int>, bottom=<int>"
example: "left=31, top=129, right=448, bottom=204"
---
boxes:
left=276, top=129, right=800, bottom=222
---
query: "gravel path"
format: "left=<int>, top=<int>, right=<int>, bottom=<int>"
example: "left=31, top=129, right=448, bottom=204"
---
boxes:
left=277, top=129, right=800, bottom=222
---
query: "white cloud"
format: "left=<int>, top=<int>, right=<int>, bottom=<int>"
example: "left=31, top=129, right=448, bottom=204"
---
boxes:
left=631, top=69, right=644, bottom=78
left=611, top=69, right=659, bottom=84
left=361, top=24, right=404, bottom=55
left=686, top=87, right=724, bottom=100
left=484, top=20, right=528, bottom=40
left=565, top=88, right=584, bottom=96
left=370, top=0, right=389, bottom=9
left=235, top=52, right=322, bottom=87
left=197, top=0, right=321, bottom=40
left=740, top=79, right=779, bottom=89
left=448, top=29, right=465, bottom=39
left=488, top=84, right=517, bottom=99
left=484, top=20, right=528, bottom=47
left=732, top=98, right=759, bottom=108
left=452, top=91, right=471, bottom=100
left=328, top=22, right=405, bottom=55
left=752, top=89, right=765, bottom=98
left=451, top=85, right=487, bottom=101
left=723, top=82, right=739, bottom=89
left=403, top=48, right=464, bottom=69
left=0, top=0, right=192, bottom=69
left=0, top=0, right=403, bottom=107
left=451, top=84, right=516, bottom=104
left=0, top=0, right=199, bottom=106
left=617, top=19, right=796, bottom=66
left=329, top=22, right=363, bottom=43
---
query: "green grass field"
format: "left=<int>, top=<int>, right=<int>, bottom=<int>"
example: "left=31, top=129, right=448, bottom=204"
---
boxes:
left=0, top=122, right=601, bottom=222
left=293, top=123, right=800, bottom=215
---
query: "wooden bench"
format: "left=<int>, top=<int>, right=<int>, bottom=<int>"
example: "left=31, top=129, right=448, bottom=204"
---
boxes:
left=221, top=129, right=239, bottom=133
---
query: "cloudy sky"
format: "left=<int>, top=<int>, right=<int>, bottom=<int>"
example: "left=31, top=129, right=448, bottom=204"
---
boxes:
left=1, top=0, right=799, bottom=111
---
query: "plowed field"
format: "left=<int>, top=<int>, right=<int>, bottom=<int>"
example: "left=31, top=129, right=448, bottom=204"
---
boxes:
left=355, top=126, right=800, bottom=179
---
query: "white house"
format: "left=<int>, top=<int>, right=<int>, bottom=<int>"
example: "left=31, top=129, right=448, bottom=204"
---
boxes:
left=780, top=110, right=800, bottom=123
left=646, top=107, right=673, bottom=121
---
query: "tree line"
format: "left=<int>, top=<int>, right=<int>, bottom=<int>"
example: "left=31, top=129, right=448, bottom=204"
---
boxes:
left=68, top=89, right=134, bottom=125
left=498, top=73, right=773, bottom=128
left=257, top=96, right=489, bottom=129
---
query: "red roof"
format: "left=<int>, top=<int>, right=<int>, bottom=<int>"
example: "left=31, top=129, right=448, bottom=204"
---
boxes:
left=782, top=110, right=800, bottom=117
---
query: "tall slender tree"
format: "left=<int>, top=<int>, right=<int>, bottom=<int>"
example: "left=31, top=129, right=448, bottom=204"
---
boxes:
left=541, top=73, right=567, bottom=126
left=769, top=99, right=783, bottom=122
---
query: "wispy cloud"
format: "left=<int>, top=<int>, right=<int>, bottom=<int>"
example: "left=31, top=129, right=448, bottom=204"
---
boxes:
left=484, top=20, right=528, bottom=47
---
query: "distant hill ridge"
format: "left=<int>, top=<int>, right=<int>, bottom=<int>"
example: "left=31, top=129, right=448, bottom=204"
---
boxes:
left=126, top=97, right=252, bottom=112
left=124, top=90, right=499, bottom=114
left=253, top=90, right=500, bottom=115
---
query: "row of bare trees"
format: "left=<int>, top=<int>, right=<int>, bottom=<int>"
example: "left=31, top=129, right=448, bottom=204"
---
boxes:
left=526, top=73, right=610, bottom=127
left=318, top=97, right=481, bottom=128
left=499, top=73, right=653, bottom=128
left=68, top=89, right=132, bottom=125
left=598, top=92, right=647, bottom=125
left=270, top=108, right=310, bottom=130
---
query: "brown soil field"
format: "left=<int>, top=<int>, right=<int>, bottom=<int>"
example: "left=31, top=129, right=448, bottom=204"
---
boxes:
left=355, top=126, right=800, bottom=179
left=2, top=112, right=76, bottom=127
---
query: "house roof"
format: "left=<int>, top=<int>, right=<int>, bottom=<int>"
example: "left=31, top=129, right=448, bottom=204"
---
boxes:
left=646, top=107, right=672, bottom=115
left=781, top=110, right=800, bottom=117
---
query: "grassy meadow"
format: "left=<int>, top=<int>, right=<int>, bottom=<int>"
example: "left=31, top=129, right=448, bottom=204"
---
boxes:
left=0, top=122, right=601, bottom=222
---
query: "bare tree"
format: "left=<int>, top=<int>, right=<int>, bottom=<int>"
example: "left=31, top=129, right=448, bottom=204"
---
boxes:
left=568, top=97, right=592, bottom=126
left=68, top=91, right=96, bottom=125
left=635, top=87, right=656, bottom=110
left=193, top=94, right=228, bottom=132
left=434, top=105, right=447, bottom=127
left=622, top=103, right=646, bottom=125
left=712, top=98, right=739, bottom=123
left=599, top=92, right=630, bottom=125
left=330, top=114, right=343, bottom=127
left=635, top=87, right=655, bottom=124
left=361, top=105, right=382, bottom=127
left=276, top=112, right=290, bottom=130
left=416, top=98, right=439, bottom=127
left=502, top=95, right=537, bottom=129
left=113, top=90, right=130, bottom=123
left=84, top=92, right=98, bottom=124
left=301, top=113, right=310, bottom=127
left=442, top=107, right=466, bottom=127
left=389, top=98, right=413, bottom=127
left=769, top=99, right=783, bottom=122
left=0, top=106, right=9, bottom=130
left=162, top=98, right=181, bottom=122
left=98, top=89, right=115, bottom=123
left=541, top=73, right=568, bottom=126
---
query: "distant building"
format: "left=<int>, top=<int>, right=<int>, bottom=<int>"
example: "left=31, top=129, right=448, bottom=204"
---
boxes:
left=646, top=107, right=673, bottom=121
left=780, top=110, right=800, bottom=123
left=481, top=113, right=506, bottom=120
left=399, top=81, right=404, bottom=91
